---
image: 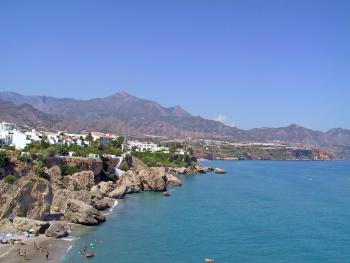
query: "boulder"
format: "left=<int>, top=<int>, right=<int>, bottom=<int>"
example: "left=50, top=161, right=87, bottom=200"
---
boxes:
left=108, top=185, right=128, bottom=199
left=0, top=177, right=53, bottom=220
left=93, top=197, right=114, bottom=211
left=202, top=167, right=214, bottom=173
left=45, top=222, right=68, bottom=238
left=214, top=168, right=226, bottom=174
left=52, top=188, right=111, bottom=212
left=166, top=174, right=182, bottom=186
left=117, top=171, right=142, bottom=193
left=96, top=181, right=115, bottom=196
left=63, top=199, right=105, bottom=225
left=63, top=171, right=95, bottom=191
left=174, top=167, right=187, bottom=174
left=138, top=167, right=167, bottom=192
left=13, top=217, right=49, bottom=234
left=184, top=166, right=199, bottom=175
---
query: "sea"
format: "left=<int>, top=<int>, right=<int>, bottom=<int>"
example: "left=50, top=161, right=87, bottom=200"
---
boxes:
left=61, top=160, right=350, bottom=263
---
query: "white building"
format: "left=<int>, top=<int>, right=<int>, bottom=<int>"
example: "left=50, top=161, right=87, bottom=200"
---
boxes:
left=123, top=141, right=168, bottom=153
left=0, top=122, right=30, bottom=149
left=24, top=129, right=42, bottom=144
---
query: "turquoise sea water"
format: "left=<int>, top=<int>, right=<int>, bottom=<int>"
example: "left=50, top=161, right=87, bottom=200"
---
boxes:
left=61, top=161, right=350, bottom=263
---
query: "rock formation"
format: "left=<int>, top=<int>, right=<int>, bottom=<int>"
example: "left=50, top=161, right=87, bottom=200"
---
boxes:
left=63, top=199, right=105, bottom=225
left=12, top=217, right=50, bottom=235
left=45, top=221, right=68, bottom=238
left=0, top=177, right=53, bottom=220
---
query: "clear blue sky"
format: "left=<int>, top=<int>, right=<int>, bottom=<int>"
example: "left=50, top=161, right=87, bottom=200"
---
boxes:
left=1, top=0, right=349, bottom=131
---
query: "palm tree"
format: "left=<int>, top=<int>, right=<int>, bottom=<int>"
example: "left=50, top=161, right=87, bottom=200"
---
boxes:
left=85, top=132, right=94, bottom=146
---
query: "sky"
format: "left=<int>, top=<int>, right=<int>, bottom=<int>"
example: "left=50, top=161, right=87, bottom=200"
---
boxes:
left=1, top=0, right=350, bottom=131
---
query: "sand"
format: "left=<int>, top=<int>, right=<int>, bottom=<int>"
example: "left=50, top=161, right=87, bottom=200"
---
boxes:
left=0, top=235, right=71, bottom=263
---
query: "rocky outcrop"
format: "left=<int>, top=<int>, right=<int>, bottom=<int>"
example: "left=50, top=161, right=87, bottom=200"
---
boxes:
left=94, top=181, right=115, bottom=196
left=46, top=166, right=64, bottom=190
left=139, top=167, right=167, bottom=192
left=214, top=168, right=226, bottom=174
left=63, top=199, right=105, bottom=225
left=131, top=156, right=148, bottom=172
left=13, top=217, right=50, bottom=234
left=117, top=171, right=142, bottom=193
left=168, top=167, right=187, bottom=174
left=166, top=174, right=182, bottom=186
left=51, top=188, right=112, bottom=212
left=0, top=177, right=53, bottom=220
left=46, top=157, right=102, bottom=176
left=45, top=222, right=68, bottom=238
left=63, top=171, right=95, bottom=191
left=108, top=185, right=128, bottom=199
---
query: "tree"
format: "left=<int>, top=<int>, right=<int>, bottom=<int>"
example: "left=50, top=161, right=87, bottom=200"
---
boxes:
left=85, top=133, right=94, bottom=146
left=110, top=136, right=124, bottom=148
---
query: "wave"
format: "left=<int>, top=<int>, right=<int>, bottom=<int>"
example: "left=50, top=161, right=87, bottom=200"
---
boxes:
left=104, top=199, right=119, bottom=215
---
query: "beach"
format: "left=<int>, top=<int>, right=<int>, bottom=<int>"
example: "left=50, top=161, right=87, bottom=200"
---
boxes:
left=0, top=223, right=94, bottom=263
left=0, top=235, right=71, bottom=263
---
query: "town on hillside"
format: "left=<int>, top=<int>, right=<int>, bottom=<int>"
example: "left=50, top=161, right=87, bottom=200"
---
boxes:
left=0, top=121, right=332, bottom=162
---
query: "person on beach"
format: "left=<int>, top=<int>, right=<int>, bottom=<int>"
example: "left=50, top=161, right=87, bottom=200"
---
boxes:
left=23, top=250, right=27, bottom=259
left=46, top=250, right=49, bottom=260
left=34, top=240, right=38, bottom=250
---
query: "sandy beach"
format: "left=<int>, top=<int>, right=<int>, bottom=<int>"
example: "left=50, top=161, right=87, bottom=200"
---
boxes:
left=0, top=223, right=93, bottom=263
left=0, top=235, right=71, bottom=263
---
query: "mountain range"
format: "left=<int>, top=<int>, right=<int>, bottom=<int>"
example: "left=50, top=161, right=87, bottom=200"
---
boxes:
left=0, top=91, right=349, bottom=158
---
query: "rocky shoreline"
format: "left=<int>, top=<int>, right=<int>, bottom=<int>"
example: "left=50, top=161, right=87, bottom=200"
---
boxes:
left=0, top=156, right=218, bottom=262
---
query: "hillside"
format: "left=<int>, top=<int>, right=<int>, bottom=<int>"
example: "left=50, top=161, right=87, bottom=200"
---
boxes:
left=0, top=99, right=61, bottom=131
left=1, top=91, right=350, bottom=158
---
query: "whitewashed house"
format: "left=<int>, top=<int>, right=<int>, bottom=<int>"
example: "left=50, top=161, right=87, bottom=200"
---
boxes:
left=0, top=122, right=30, bottom=149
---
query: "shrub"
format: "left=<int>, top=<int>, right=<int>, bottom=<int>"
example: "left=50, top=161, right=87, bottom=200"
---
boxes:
left=3, top=175, right=16, bottom=184
left=60, top=165, right=81, bottom=175
left=18, top=154, right=31, bottom=163
left=33, top=160, right=46, bottom=177
left=0, top=151, right=10, bottom=168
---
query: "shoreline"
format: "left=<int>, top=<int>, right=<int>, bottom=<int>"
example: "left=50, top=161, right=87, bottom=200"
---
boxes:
left=0, top=211, right=116, bottom=263
left=0, top=163, right=208, bottom=263
left=0, top=235, right=71, bottom=263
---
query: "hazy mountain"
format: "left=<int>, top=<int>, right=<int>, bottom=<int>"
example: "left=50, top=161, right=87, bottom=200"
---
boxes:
left=0, top=91, right=243, bottom=139
left=0, top=99, right=60, bottom=130
left=325, top=128, right=350, bottom=147
left=1, top=91, right=350, bottom=158
left=245, top=124, right=332, bottom=146
left=0, top=91, right=78, bottom=115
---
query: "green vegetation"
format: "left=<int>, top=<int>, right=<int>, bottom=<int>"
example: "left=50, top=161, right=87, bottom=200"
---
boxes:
left=24, top=135, right=125, bottom=160
left=3, top=175, right=16, bottom=184
left=119, top=154, right=132, bottom=171
left=60, top=164, right=81, bottom=175
left=33, top=160, right=46, bottom=177
left=0, top=151, right=10, bottom=168
left=133, top=151, right=194, bottom=167
left=110, top=136, right=124, bottom=148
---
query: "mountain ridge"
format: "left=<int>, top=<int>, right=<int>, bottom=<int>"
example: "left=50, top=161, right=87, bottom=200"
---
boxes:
left=1, top=91, right=350, bottom=158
